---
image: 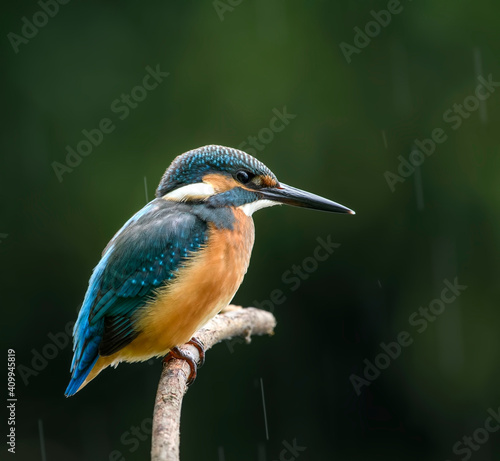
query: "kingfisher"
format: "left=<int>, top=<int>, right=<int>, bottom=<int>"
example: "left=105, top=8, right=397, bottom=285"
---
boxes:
left=65, top=145, right=354, bottom=396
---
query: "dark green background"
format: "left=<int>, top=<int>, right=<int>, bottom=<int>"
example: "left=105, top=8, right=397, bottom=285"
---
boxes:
left=2, top=1, right=499, bottom=460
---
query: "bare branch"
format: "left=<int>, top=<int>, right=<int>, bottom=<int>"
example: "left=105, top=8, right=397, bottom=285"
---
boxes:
left=151, top=306, right=277, bottom=461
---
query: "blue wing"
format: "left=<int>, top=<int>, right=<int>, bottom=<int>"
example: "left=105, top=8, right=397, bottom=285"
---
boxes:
left=65, top=198, right=208, bottom=396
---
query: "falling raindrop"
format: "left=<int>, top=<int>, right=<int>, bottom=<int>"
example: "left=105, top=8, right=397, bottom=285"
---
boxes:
left=38, top=419, right=47, bottom=461
left=381, top=130, right=388, bottom=149
left=144, top=176, right=149, bottom=203
left=260, top=378, right=270, bottom=440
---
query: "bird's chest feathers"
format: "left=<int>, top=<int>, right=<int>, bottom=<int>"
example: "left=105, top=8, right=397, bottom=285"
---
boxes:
left=133, top=208, right=255, bottom=353
left=190, top=208, right=255, bottom=306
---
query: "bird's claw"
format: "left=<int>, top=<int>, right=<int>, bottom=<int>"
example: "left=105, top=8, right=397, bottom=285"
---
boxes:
left=163, top=337, right=205, bottom=386
left=187, top=337, right=205, bottom=367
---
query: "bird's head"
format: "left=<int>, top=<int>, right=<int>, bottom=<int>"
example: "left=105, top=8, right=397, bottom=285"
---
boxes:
left=155, top=145, right=355, bottom=216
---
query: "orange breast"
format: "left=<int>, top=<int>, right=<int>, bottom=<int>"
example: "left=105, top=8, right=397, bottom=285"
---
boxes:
left=117, top=208, right=255, bottom=361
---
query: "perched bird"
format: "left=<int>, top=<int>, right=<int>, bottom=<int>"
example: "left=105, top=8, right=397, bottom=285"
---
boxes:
left=65, top=145, right=354, bottom=396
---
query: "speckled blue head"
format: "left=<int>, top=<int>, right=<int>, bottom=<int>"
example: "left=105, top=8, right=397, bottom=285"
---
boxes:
left=155, top=145, right=277, bottom=197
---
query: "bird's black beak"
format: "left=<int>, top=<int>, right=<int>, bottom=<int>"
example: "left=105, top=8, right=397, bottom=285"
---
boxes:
left=259, top=183, right=355, bottom=214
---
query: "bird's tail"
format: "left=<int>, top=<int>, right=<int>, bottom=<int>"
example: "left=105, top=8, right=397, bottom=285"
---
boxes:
left=65, top=355, right=99, bottom=397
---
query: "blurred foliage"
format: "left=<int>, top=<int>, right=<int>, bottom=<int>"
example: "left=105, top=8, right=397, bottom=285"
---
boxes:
left=2, top=1, right=500, bottom=460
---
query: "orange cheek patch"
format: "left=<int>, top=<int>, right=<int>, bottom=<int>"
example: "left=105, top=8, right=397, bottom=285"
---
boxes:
left=203, top=173, right=241, bottom=193
left=259, top=175, right=278, bottom=188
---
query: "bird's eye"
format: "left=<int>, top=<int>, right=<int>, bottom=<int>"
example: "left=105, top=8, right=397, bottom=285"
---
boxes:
left=235, top=170, right=254, bottom=184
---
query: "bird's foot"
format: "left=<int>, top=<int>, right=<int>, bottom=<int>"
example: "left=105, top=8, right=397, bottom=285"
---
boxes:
left=163, top=337, right=205, bottom=386
left=187, top=337, right=205, bottom=367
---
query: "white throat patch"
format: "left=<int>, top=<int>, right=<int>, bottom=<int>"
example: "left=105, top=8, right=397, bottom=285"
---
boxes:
left=239, top=199, right=280, bottom=216
left=163, top=182, right=215, bottom=201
